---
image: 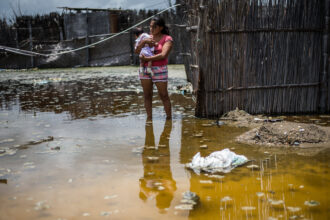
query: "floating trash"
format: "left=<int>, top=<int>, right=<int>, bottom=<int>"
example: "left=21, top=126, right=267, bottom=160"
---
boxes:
left=132, top=146, right=144, bottom=154
left=288, top=184, right=295, bottom=191
left=147, top=157, right=159, bottom=162
left=194, top=133, right=203, bottom=138
left=215, top=121, right=225, bottom=126
left=0, top=148, right=17, bottom=157
left=199, top=180, right=213, bottom=184
left=254, top=118, right=263, bottom=122
left=304, top=200, right=320, bottom=207
left=246, top=164, right=259, bottom=170
left=82, top=213, right=90, bottom=216
left=220, top=196, right=232, bottom=203
left=68, top=178, right=73, bottom=183
left=293, top=141, right=300, bottom=146
left=268, top=190, right=275, bottom=194
left=104, top=195, right=118, bottom=200
left=174, top=204, right=194, bottom=210
left=268, top=199, right=284, bottom=208
left=0, top=139, right=15, bottom=144
left=287, top=207, right=301, bottom=212
left=100, top=211, right=111, bottom=216
left=208, top=174, right=224, bottom=179
left=182, top=191, right=199, bottom=202
left=145, top=146, right=156, bottom=150
left=186, top=148, right=248, bottom=174
left=157, top=186, right=165, bottom=191
left=241, top=206, right=256, bottom=211
left=175, top=191, right=199, bottom=210
left=23, top=162, right=36, bottom=169
left=200, top=145, right=208, bottom=149
left=34, top=201, right=50, bottom=210
left=51, top=146, right=60, bottom=151
left=256, top=192, right=265, bottom=198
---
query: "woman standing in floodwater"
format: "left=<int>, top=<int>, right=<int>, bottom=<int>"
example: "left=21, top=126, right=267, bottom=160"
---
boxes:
left=134, top=17, right=173, bottom=120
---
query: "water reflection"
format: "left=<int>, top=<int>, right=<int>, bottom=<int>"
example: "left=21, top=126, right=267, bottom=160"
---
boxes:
left=139, top=120, right=177, bottom=213
left=1, top=67, right=329, bottom=219
left=0, top=75, right=193, bottom=120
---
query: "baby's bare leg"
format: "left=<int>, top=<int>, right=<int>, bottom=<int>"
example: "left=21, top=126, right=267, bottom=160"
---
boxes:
left=139, top=59, right=144, bottom=73
left=147, top=61, right=153, bottom=75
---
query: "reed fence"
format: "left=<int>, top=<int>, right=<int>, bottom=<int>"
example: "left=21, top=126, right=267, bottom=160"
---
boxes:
left=179, top=0, right=329, bottom=117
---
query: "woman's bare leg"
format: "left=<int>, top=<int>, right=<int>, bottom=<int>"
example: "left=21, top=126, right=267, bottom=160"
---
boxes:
left=140, top=79, right=153, bottom=120
left=155, top=81, right=171, bottom=119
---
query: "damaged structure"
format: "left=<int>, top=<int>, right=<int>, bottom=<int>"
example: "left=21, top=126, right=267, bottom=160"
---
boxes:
left=179, top=0, right=330, bottom=116
left=0, top=6, right=185, bottom=69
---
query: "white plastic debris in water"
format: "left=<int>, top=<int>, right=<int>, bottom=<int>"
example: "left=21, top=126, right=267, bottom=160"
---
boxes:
left=186, top=148, right=248, bottom=174
left=287, top=207, right=301, bottom=212
left=221, top=196, right=233, bottom=202
left=241, top=206, right=256, bottom=211
left=304, top=200, right=320, bottom=207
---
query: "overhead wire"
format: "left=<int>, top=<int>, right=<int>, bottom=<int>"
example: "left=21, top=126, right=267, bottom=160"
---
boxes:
left=0, top=3, right=180, bottom=58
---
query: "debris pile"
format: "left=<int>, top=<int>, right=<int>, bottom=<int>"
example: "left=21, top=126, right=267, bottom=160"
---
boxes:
left=237, top=122, right=328, bottom=146
left=220, top=108, right=273, bottom=128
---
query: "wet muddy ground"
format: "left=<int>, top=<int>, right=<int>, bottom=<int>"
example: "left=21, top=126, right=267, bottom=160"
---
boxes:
left=0, top=65, right=329, bottom=220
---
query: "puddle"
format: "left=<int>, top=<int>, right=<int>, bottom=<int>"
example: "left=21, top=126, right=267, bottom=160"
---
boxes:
left=0, top=65, right=329, bottom=219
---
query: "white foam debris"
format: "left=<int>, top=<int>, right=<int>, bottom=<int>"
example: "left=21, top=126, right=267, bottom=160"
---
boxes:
left=247, top=164, right=259, bottom=169
left=287, top=207, right=301, bottom=212
left=221, top=196, right=232, bottom=202
left=304, top=200, right=320, bottom=207
left=256, top=192, right=265, bottom=198
left=104, top=195, right=118, bottom=200
left=199, top=180, right=213, bottom=184
left=34, top=201, right=50, bottom=210
left=241, top=206, right=256, bottom=211
left=268, top=199, right=284, bottom=207
left=175, top=204, right=194, bottom=210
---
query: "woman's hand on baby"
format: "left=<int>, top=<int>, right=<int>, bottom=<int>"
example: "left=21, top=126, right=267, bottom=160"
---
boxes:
left=140, top=54, right=150, bottom=61
left=144, top=38, right=156, bottom=46
left=140, top=54, right=146, bottom=61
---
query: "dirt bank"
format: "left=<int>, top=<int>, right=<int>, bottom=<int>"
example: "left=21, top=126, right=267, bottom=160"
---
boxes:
left=220, top=108, right=330, bottom=155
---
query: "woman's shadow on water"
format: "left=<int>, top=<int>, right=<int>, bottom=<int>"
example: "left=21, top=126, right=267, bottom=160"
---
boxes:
left=139, top=120, right=177, bottom=213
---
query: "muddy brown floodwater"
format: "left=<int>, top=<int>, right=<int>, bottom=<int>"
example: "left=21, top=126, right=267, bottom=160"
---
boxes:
left=0, top=65, right=329, bottom=220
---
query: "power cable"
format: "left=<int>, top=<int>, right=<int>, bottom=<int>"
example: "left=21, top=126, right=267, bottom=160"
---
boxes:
left=0, top=4, right=180, bottom=58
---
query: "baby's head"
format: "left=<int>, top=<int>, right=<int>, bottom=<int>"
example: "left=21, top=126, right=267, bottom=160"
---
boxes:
left=133, top=28, right=144, bottom=39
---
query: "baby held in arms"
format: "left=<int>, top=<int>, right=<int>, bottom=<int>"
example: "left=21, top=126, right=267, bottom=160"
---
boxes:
left=134, top=28, right=157, bottom=75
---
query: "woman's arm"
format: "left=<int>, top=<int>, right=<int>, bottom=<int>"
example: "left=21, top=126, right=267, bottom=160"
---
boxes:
left=134, top=38, right=155, bottom=54
left=141, top=41, right=173, bottom=61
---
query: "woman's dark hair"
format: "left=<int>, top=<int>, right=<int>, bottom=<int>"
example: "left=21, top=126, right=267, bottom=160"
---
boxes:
left=151, top=17, right=170, bottom=35
left=133, top=27, right=144, bottom=37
